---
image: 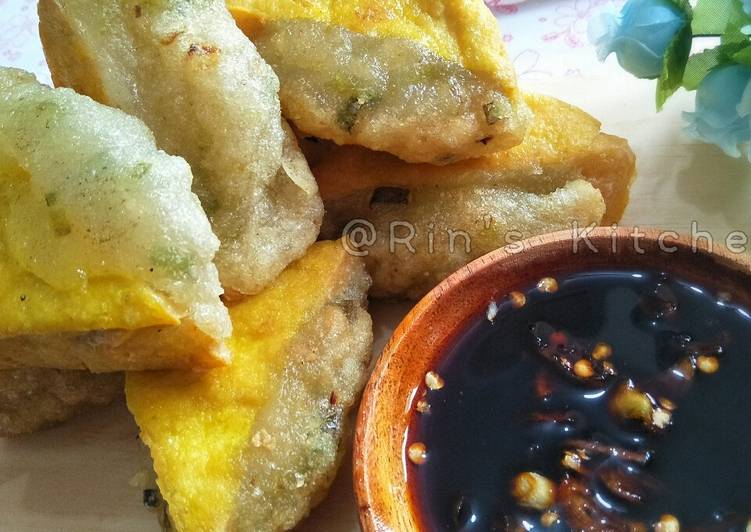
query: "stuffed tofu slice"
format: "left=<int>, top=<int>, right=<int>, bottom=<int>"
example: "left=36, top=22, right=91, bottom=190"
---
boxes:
left=0, top=68, right=231, bottom=371
left=126, top=241, right=373, bottom=532
left=39, top=0, right=323, bottom=298
left=313, top=94, right=636, bottom=299
left=227, top=0, right=531, bottom=164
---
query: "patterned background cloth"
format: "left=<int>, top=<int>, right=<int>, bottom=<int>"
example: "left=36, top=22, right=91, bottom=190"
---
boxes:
left=1, top=0, right=626, bottom=84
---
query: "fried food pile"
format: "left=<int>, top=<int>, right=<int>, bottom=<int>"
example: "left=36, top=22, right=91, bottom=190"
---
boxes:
left=228, top=0, right=531, bottom=164
left=0, top=0, right=636, bottom=529
left=39, top=0, right=323, bottom=297
left=313, top=94, right=635, bottom=298
left=0, top=68, right=231, bottom=372
left=127, top=241, right=371, bottom=532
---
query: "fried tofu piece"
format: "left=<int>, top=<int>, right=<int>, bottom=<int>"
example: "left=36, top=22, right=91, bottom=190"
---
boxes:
left=313, top=94, right=636, bottom=299
left=227, top=0, right=531, bottom=164
left=39, top=0, right=323, bottom=298
left=0, top=68, right=230, bottom=371
left=126, top=241, right=372, bottom=532
left=0, top=369, right=122, bottom=437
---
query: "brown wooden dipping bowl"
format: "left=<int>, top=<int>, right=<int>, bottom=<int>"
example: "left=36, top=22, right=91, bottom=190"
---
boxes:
left=353, top=227, right=751, bottom=532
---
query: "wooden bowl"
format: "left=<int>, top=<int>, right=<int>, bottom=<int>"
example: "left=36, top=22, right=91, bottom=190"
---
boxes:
left=353, top=227, right=751, bottom=531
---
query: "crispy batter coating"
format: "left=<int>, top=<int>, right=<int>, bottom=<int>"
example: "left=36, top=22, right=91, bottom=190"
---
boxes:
left=39, top=0, right=323, bottom=298
left=126, top=241, right=372, bottom=532
left=0, top=368, right=123, bottom=437
left=325, top=180, right=605, bottom=299
left=228, top=1, right=530, bottom=164
left=0, top=68, right=230, bottom=371
left=312, top=95, right=636, bottom=299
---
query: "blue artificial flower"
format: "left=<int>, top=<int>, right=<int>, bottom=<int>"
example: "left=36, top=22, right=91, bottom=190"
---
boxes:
left=589, top=0, right=688, bottom=79
left=684, top=64, right=751, bottom=160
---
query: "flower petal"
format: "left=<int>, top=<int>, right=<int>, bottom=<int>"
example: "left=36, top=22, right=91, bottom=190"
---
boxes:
left=614, top=37, right=665, bottom=79
left=737, top=77, right=751, bottom=119
left=590, top=0, right=687, bottom=79
left=684, top=111, right=751, bottom=159
left=697, top=65, right=751, bottom=129
left=588, top=11, right=621, bottom=62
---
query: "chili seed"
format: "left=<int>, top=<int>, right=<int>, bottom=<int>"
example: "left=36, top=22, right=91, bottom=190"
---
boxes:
left=537, top=277, right=559, bottom=293
left=510, top=291, right=527, bottom=308
left=425, top=371, right=445, bottom=390
left=408, top=442, right=428, bottom=465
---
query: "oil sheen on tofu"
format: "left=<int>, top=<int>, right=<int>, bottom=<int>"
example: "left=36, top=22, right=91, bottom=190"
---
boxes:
left=0, top=122, right=177, bottom=337
left=126, top=241, right=373, bottom=532
left=0, top=68, right=230, bottom=370
left=228, top=0, right=530, bottom=164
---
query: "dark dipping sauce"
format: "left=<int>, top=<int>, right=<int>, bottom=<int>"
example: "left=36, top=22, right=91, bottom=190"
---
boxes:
left=408, top=269, right=751, bottom=531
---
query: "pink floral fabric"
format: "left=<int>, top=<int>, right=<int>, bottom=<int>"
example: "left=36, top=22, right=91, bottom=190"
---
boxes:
left=1, top=0, right=50, bottom=83
left=484, top=0, right=627, bottom=80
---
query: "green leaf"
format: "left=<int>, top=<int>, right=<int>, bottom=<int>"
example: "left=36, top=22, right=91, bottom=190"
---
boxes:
left=682, top=38, right=751, bottom=91
left=657, top=19, right=694, bottom=110
left=683, top=47, right=723, bottom=90
left=732, top=45, right=751, bottom=66
left=722, top=21, right=750, bottom=44
left=692, top=0, right=749, bottom=35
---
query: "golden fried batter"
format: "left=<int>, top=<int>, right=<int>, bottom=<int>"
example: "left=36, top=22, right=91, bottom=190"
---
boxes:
left=228, top=0, right=531, bottom=164
left=312, top=95, right=636, bottom=298
left=126, top=241, right=372, bottom=532
left=0, top=68, right=230, bottom=371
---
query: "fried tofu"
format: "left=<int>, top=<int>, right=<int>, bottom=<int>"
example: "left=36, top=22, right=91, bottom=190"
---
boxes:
left=39, top=0, right=323, bottom=298
left=0, top=68, right=230, bottom=371
left=227, top=0, right=531, bottom=164
left=312, top=94, right=636, bottom=299
left=0, top=369, right=122, bottom=437
left=126, top=241, right=372, bottom=532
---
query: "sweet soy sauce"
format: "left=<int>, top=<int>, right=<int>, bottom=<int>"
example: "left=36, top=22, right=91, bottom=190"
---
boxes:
left=409, top=269, right=751, bottom=531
